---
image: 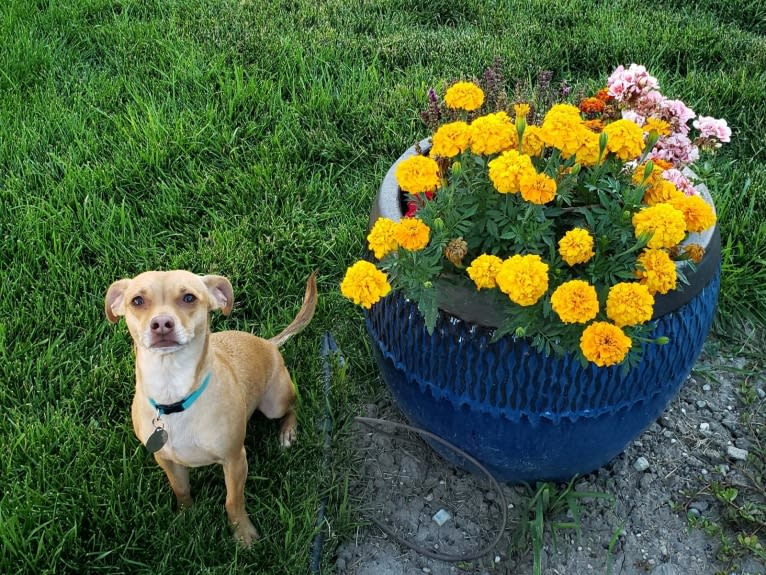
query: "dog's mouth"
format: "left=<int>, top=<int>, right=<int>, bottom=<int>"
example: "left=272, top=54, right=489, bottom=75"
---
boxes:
left=149, top=338, right=182, bottom=351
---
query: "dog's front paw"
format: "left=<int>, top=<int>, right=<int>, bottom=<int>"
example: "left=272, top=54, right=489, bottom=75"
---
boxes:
left=233, top=518, right=259, bottom=548
left=279, top=424, right=297, bottom=448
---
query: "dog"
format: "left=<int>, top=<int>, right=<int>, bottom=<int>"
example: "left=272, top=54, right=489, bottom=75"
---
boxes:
left=104, top=270, right=317, bottom=547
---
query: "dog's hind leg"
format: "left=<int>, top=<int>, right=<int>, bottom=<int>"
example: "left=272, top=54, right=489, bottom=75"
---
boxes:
left=154, top=455, right=193, bottom=509
left=223, top=446, right=258, bottom=547
left=258, top=366, right=298, bottom=448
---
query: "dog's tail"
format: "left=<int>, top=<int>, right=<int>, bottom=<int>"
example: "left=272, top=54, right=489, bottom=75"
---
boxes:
left=270, top=271, right=319, bottom=348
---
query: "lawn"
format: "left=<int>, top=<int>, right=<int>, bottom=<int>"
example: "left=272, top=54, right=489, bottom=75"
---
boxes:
left=1, top=0, right=764, bottom=573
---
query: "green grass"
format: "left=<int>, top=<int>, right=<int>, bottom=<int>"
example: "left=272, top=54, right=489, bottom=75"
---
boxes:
left=1, top=0, right=765, bottom=573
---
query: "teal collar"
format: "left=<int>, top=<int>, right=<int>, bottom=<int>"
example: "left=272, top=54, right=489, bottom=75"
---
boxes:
left=148, top=373, right=211, bottom=416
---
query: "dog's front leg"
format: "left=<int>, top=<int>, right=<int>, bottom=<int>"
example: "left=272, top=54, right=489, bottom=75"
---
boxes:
left=154, top=455, right=193, bottom=509
left=223, top=446, right=258, bottom=547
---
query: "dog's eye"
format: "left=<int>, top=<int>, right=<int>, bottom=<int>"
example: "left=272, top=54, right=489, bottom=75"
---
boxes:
left=182, top=294, right=196, bottom=304
left=131, top=296, right=144, bottom=306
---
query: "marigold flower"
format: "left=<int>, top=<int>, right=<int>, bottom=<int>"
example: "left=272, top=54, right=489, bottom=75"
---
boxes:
left=632, top=203, right=687, bottom=249
left=575, top=130, right=602, bottom=166
left=395, top=218, right=430, bottom=251
left=636, top=248, right=677, bottom=294
left=580, top=322, right=632, bottom=367
left=643, top=118, right=671, bottom=137
left=578, top=97, right=606, bottom=115
left=444, top=237, right=468, bottom=266
left=495, top=254, right=549, bottom=306
left=340, top=261, right=391, bottom=309
left=521, top=125, right=545, bottom=156
left=603, top=119, right=645, bottom=161
left=395, top=155, right=441, bottom=194
left=444, top=82, right=485, bottom=112
left=466, top=254, right=504, bottom=290
left=583, top=119, right=605, bottom=133
left=514, top=102, right=531, bottom=120
left=606, top=282, right=655, bottom=327
left=684, top=243, right=705, bottom=263
left=470, top=112, right=517, bottom=155
left=595, top=88, right=613, bottom=103
left=668, top=194, right=717, bottom=232
left=643, top=179, right=685, bottom=206
left=488, top=150, right=535, bottom=194
left=430, top=121, right=471, bottom=158
left=367, top=217, right=399, bottom=259
left=558, top=228, right=595, bottom=266
left=541, top=104, right=587, bottom=157
left=550, top=280, right=599, bottom=324
left=519, top=171, right=557, bottom=205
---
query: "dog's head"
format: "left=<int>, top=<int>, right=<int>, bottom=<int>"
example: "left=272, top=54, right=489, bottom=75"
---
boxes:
left=105, top=271, right=233, bottom=354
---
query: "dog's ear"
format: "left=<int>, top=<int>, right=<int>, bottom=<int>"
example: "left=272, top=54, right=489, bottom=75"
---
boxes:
left=105, top=279, right=131, bottom=323
left=202, top=275, right=234, bottom=316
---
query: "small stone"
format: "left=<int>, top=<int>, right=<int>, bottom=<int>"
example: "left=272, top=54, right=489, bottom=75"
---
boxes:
left=425, top=492, right=434, bottom=502
left=663, top=430, right=673, bottom=439
left=633, top=457, right=650, bottom=472
left=702, top=384, right=712, bottom=392
left=699, top=422, right=710, bottom=432
left=494, top=556, right=501, bottom=563
left=432, top=509, right=452, bottom=526
left=687, top=508, right=701, bottom=518
left=757, top=388, right=765, bottom=400
left=727, top=446, right=749, bottom=461
left=696, top=400, right=707, bottom=409
left=690, top=500, right=709, bottom=512
left=422, top=568, right=431, bottom=574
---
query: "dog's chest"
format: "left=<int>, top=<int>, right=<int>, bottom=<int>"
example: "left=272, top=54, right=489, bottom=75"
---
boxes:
left=137, top=413, right=222, bottom=467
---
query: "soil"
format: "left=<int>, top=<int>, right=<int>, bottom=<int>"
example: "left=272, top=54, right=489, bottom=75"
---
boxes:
left=335, top=336, right=766, bottom=575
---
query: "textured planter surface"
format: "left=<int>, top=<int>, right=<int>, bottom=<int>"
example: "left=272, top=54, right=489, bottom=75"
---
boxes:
left=366, top=267, right=720, bottom=482
left=366, top=140, right=722, bottom=482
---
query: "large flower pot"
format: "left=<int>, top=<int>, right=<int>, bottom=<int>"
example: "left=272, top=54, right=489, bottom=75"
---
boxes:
left=365, top=141, right=721, bottom=483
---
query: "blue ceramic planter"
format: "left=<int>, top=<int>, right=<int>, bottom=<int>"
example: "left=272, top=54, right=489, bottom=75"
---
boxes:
left=365, top=265, right=719, bottom=482
left=366, top=139, right=722, bottom=482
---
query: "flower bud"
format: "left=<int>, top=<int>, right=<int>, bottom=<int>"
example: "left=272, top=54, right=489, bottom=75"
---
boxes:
left=655, top=336, right=670, bottom=345
left=514, top=326, right=526, bottom=338
left=433, top=217, right=445, bottom=231
left=570, top=163, right=582, bottom=176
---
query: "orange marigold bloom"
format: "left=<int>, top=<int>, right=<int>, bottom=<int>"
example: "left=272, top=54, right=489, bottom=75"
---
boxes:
left=395, top=155, right=441, bottom=194
left=668, top=194, right=717, bottom=232
left=578, top=97, right=606, bottom=114
left=606, top=282, right=655, bottom=327
left=340, top=261, right=391, bottom=309
left=595, top=88, right=613, bottom=103
left=632, top=203, right=687, bottom=249
left=470, top=112, right=517, bottom=155
left=643, top=118, right=671, bottom=137
left=550, top=280, right=599, bottom=324
left=521, top=125, right=546, bottom=156
left=583, top=119, right=605, bottom=133
left=488, top=150, right=535, bottom=194
left=367, top=217, right=399, bottom=259
left=603, top=119, right=645, bottom=161
left=495, top=254, right=549, bottom=307
left=430, top=121, right=471, bottom=158
left=466, top=254, right=504, bottom=290
left=636, top=249, right=677, bottom=295
left=559, top=228, right=595, bottom=266
left=643, top=180, right=685, bottom=206
left=684, top=244, right=705, bottom=263
left=395, top=218, right=430, bottom=251
left=519, top=171, right=557, bottom=205
left=444, top=81, right=485, bottom=111
left=580, top=322, right=632, bottom=367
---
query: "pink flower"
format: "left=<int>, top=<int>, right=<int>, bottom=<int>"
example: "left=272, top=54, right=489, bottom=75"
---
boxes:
left=651, top=133, right=700, bottom=167
left=661, top=168, right=697, bottom=196
left=607, top=64, right=659, bottom=103
left=659, top=99, right=696, bottom=135
left=693, top=116, right=731, bottom=144
left=621, top=109, right=645, bottom=126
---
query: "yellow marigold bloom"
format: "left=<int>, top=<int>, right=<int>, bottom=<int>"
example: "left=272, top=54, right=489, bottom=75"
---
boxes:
left=652, top=158, right=674, bottom=171
left=395, top=218, right=430, bottom=251
left=580, top=322, right=632, bottom=367
left=514, top=102, right=530, bottom=120
left=550, top=280, right=599, bottom=324
left=470, top=112, right=517, bottom=155
left=395, top=155, right=441, bottom=194
left=606, top=282, right=655, bottom=327
left=466, top=254, right=504, bottom=290
left=643, top=118, right=671, bottom=136
left=430, top=121, right=471, bottom=158
left=487, top=150, right=535, bottom=194
left=541, top=104, right=587, bottom=157
left=632, top=203, right=687, bottom=249
left=684, top=243, right=705, bottom=263
left=367, top=217, right=399, bottom=260
left=519, top=171, right=557, bottom=205
left=558, top=228, right=595, bottom=266
left=636, top=248, right=677, bottom=295
left=521, top=124, right=545, bottom=156
left=575, top=130, right=602, bottom=166
left=644, top=179, right=685, bottom=206
left=495, top=254, right=549, bottom=306
left=444, top=81, right=484, bottom=111
left=632, top=162, right=664, bottom=187
left=340, top=261, right=391, bottom=309
left=583, top=119, right=605, bottom=133
left=668, top=194, right=717, bottom=232
left=603, top=119, right=645, bottom=161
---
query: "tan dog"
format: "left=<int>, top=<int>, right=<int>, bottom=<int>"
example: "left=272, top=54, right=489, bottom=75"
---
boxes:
left=104, top=270, right=317, bottom=547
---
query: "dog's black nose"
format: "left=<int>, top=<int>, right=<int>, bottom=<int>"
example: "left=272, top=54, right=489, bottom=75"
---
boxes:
left=150, top=315, right=175, bottom=335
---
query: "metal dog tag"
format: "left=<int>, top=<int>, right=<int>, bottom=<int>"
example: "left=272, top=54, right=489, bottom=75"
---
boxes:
left=146, top=427, right=168, bottom=454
